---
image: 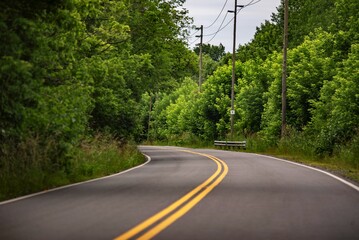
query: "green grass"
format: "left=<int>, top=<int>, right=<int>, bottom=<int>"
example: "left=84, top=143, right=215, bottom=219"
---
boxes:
left=0, top=134, right=145, bottom=201
left=245, top=133, right=359, bottom=183
left=147, top=132, right=359, bottom=183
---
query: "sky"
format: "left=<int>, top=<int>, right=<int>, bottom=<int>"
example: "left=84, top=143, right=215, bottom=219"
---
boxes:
left=183, top=0, right=281, bottom=52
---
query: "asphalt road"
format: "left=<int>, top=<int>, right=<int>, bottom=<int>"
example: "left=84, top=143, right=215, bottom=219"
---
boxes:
left=0, top=146, right=358, bottom=240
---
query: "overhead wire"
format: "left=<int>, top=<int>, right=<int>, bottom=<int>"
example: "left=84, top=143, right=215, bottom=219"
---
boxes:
left=244, top=0, right=262, bottom=7
left=204, top=11, right=230, bottom=43
left=204, top=0, right=262, bottom=44
left=187, top=0, right=229, bottom=46
left=186, top=27, right=200, bottom=47
left=188, top=36, right=200, bottom=46
left=189, top=28, right=200, bottom=37
left=204, top=0, right=229, bottom=29
left=187, top=0, right=263, bottom=46
left=205, top=8, right=243, bottom=44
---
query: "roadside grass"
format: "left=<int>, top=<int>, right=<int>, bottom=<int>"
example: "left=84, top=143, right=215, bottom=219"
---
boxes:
left=0, top=134, right=145, bottom=202
left=247, top=134, right=359, bottom=183
left=147, top=132, right=359, bottom=183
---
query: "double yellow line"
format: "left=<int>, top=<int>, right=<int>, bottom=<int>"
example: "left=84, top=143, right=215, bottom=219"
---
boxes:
left=114, top=150, right=228, bottom=240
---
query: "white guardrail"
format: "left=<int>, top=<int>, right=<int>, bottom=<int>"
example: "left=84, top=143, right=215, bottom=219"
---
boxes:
left=214, top=140, right=246, bottom=149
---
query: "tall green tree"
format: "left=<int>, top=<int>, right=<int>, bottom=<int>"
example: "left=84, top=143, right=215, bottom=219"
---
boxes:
left=237, top=20, right=281, bottom=62
left=0, top=0, right=92, bottom=149
left=258, top=52, right=283, bottom=141
left=194, top=43, right=226, bottom=61
left=126, top=0, right=194, bottom=92
left=272, top=0, right=336, bottom=48
left=286, top=30, right=336, bottom=130
left=310, top=44, right=359, bottom=154
left=235, top=58, right=271, bottom=135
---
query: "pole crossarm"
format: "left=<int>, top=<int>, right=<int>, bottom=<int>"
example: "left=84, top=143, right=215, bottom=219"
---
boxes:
left=195, top=25, right=203, bottom=92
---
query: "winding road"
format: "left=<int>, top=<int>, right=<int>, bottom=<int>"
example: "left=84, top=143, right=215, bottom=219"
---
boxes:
left=0, top=146, right=358, bottom=239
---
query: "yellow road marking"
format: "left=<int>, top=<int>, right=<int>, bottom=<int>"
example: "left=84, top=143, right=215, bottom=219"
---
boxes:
left=114, top=150, right=228, bottom=240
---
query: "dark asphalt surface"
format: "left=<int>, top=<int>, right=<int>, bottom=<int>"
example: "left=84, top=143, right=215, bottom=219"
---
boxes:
left=0, top=146, right=358, bottom=240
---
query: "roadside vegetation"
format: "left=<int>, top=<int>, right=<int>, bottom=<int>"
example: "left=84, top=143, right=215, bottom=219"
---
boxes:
left=1, top=0, right=358, bottom=200
left=0, top=134, right=144, bottom=201
left=145, top=0, right=359, bottom=181
left=149, top=133, right=359, bottom=183
left=0, top=0, right=194, bottom=201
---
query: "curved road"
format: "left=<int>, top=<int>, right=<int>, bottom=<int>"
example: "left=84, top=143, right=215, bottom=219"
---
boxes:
left=0, top=146, right=358, bottom=239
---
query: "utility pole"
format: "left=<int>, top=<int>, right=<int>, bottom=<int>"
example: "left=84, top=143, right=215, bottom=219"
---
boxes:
left=195, top=25, right=203, bottom=92
left=281, top=0, right=289, bottom=138
left=228, top=0, right=243, bottom=139
left=147, top=94, right=153, bottom=142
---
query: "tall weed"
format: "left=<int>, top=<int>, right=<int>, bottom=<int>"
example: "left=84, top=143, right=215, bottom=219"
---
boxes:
left=0, top=134, right=144, bottom=201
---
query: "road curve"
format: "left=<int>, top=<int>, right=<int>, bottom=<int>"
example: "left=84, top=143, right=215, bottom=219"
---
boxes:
left=0, top=146, right=358, bottom=240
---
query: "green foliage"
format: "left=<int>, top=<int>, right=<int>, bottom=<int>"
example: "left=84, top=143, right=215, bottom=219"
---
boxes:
left=201, top=54, right=220, bottom=80
left=127, top=0, right=195, bottom=91
left=194, top=43, right=226, bottom=61
left=235, top=58, right=271, bottom=135
left=287, top=30, right=336, bottom=130
left=0, top=134, right=144, bottom=201
left=0, top=57, right=35, bottom=140
left=330, top=0, right=359, bottom=60
left=144, top=0, right=359, bottom=181
left=259, top=52, right=283, bottom=142
left=0, top=0, right=195, bottom=199
left=238, top=20, right=282, bottom=62
left=199, top=64, right=234, bottom=139
left=310, top=44, right=359, bottom=154
left=149, top=78, right=199, bottom=140
left=25, top=83, right=93, bottom=148
left=1, top=0, right=359, bottom=198
left=1, top=0, right=193, bottom=142
left=272, top=0, right=336, bottom=48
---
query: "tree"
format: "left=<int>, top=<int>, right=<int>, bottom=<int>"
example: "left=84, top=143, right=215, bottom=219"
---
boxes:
left=0, top=0, right=93, bottom=148
left=235, top=59, right=271, bottom=135
left=237, top=20, right=282, bottom=62
left=286, top=30, right=336, bottom=130
left=259, top=52, right=283, bottom=142
left=194, top=43, right=226, bottom=61
left=126, top=0, right=194, bottom=92
left=272, top=0, right=336, bottom=48
left=310, top=44, right=359, bottom=154
left=149, top=78, right=198, bottom=140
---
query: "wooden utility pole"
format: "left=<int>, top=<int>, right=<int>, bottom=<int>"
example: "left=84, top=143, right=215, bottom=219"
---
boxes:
left=196, top=25, right=203, bottom=92
left=228, top=0, right=243, bottom=139
left=147, top=94, right=153, bottom=142
left=281, top=0, right=289, bottom=138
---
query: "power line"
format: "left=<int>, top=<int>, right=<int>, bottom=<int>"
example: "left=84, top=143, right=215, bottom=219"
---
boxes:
left=204, top=0, right=229, bottom=29
left=203, top=12, right=229, bottom=37
left=188, top=0, right=263, bottom=46
left=205, top=8, right=244, bottom=44
left=204, top=12, right=230, bottom=43
left=203, top=0, right=262, bottom=44
left=244, top=0, right=262, bottom=7
left=186, top=27, right=200, bottom=46
left=189, top=28, right=200, bottom=37
left=188, top=36, right=200, bottom=45
left=204, top=0, right=259, bottom=30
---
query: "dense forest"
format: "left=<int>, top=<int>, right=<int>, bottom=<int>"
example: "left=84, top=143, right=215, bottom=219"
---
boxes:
left=0, top=0, right=196, bottom=199
left=1, top=0, right=358, bottom=199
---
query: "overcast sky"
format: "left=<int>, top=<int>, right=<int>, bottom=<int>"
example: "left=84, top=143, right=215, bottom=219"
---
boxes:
left=183, top=0, right=281, bottom=52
